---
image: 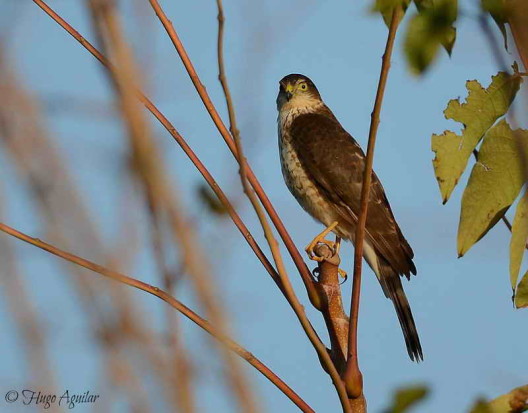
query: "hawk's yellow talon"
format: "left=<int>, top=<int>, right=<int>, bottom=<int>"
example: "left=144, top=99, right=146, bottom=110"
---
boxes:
left=305, top=221, right=339, bottom=261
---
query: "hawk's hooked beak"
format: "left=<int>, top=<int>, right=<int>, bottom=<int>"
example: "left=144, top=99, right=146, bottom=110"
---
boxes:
left=284, top=83, right=293, bottom=101
left=277, top=82, right=293, bottom=110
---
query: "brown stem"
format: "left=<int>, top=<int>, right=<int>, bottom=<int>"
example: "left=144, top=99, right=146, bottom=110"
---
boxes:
left=313, top=244, right=367, bottom=412
left=216, top=0, right=246, bottom=182
left=313, top=244, right=348, bottom=372
left=86, top=1, right=260, bottom=409
left=148, top=2, right=354, bottom=411
left=509, top=0, right=528, bottom=72
left=0, top=222, right=315, bottom=413
left=31, top=0, right=284, bottom=294
left=146, top=0, right=320, bottom=309
left=343, top=6, right=403, bottom=400
left=31, top=1, right=346, bottom=410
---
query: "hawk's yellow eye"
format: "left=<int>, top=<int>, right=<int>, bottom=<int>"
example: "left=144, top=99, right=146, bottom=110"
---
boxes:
left=300, top=83, right=307, bottom=90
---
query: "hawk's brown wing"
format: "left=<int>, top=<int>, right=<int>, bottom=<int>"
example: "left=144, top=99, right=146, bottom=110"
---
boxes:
left=289, top=111, right=416, bottom=278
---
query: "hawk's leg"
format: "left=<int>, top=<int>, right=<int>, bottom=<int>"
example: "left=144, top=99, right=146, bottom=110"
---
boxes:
left=305, top=221, right=339, bottom=262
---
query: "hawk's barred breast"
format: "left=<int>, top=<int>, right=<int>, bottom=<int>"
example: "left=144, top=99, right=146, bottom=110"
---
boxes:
left=276, top=73, right=422, bottom=361
left=279, top=121, right=337, bottom=230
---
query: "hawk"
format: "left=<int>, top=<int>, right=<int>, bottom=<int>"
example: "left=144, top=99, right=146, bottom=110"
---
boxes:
left=276, top=73, right=423, bottom=361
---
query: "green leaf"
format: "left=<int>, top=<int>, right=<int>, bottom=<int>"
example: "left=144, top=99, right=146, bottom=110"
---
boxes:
left=384, top=384, right=429, bottom=413
left=414, top=0, right=434, bottom=12
left=481, top=0, right=510, bottom=50
left=432, top=71, right=522, bottom=203
left=441, top=26, right=456, bottom=56
left=469, top=385, right=528, bottom=412
left=372, top=0, right=411, bottom=26
left=510, top=191, right=528, bottom=290
left=515, top=272, right=528, bottom=308
left=404, top=0, right=458, bottom=74
left=458, top=120, right=528, bottom=257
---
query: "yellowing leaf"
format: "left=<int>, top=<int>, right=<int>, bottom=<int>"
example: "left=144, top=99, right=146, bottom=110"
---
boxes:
left=432, top=71, right=522, bottom=203
left=468, top=399, right=492, bottom=413
left=510, top=191, right=528, bottom=290
left=469, top=385, right=528, bottom=412
left=515, top=272, right=528, bottom=308
left=457, top=121, right=527, bottom=257
left=441, top=26, right=456, bottom=56
left=384, top=384, right=429, bottom=413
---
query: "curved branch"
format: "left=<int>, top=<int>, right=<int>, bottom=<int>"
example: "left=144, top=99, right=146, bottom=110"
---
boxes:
left=212, top=4, right=351, bottom=411
left=31, top=2, right=348, bottom=410
left=146, top=0, right=320, bottom=309
left=148, top=2, right=353, bottom=411
left=31, top=0, right=284, bottom=294
left=0, top=222, right=314, bottom=413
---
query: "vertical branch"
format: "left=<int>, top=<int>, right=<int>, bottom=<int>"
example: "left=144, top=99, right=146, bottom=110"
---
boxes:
left=0, top=228, right=58, bottom=394
left=509, top=0, right=528, bottom=72
left=216, top=0, right=245, bottom=182
left=343, top=6, right=403, bottom=401
left=312, top=244, right=348, bottom=371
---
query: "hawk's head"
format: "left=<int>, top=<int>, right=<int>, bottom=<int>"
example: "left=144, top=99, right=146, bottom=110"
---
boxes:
left=276, top=74, right=322, bottom=112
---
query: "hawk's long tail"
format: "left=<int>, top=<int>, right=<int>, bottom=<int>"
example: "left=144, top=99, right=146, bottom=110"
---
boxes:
left=381, top=274, right=423, bottom=362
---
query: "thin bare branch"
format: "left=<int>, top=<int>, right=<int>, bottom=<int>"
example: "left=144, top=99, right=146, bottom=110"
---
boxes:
left=343, top=6, right=403, bottom=403
left=216, top=0, right=245, bottom=182
left=212, top=4, right=351, bottom=410
left=509, top=0, right=528, bottom=72
left=85, top=1, right=258, bottom=410
left=146, top=0, right=321, bottom=308
left=31, top=2, right=344, bottom=410
left=0, top=222, right=315, bottom=413
left=0, top=50, right=161, bottom=406
left=31, top=0, right=283, bottom=294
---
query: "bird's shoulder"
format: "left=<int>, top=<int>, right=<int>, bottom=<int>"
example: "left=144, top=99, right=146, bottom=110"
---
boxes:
left=287, top=109, right=416, bottom=275
left=289, top=109, right=361, bottom=148
left=287, top=109, right=366, bottom=184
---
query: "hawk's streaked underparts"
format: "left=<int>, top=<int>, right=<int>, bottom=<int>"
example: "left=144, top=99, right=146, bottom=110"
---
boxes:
left=276, top=73, right=423, bottom=361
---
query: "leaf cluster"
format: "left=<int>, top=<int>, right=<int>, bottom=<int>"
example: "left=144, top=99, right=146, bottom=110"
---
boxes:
left=431, top=68, right=528, bottom=307
left=373, top=0, right=457, bottom=74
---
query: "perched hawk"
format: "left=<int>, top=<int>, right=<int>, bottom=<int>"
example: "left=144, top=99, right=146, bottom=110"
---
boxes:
left=276, top=73, right=422, bottom=361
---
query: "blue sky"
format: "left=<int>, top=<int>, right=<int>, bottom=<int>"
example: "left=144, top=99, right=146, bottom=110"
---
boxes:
left=1, top=1, right=526, bottom=412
